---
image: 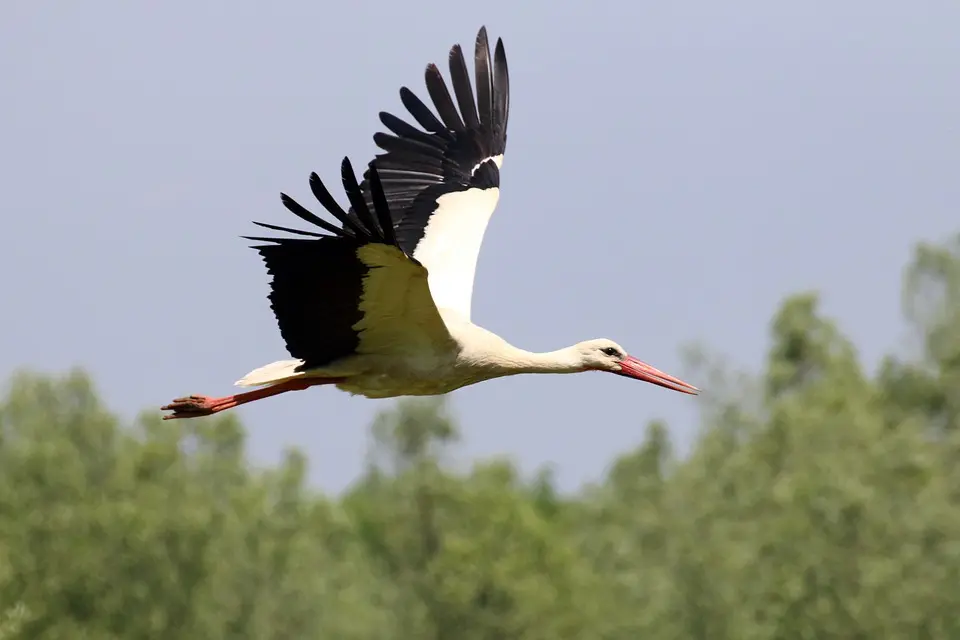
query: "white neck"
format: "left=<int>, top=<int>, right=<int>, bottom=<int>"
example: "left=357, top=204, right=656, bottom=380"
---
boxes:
left=450, top=322, right=590, bottom=378
left=480, top=344, right=587, bottom=376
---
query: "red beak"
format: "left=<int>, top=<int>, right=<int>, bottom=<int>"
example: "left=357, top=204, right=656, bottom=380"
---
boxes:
left=615, top=356, right=700, bottom=395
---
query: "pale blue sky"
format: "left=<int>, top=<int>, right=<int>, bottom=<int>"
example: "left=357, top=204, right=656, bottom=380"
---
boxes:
left=3, top=1, right=958, bottom=492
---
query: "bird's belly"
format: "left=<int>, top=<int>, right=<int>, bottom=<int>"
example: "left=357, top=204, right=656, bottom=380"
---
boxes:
left=334, top=366, right=479, bottom=399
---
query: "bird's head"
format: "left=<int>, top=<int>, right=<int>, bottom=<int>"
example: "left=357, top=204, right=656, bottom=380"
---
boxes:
left=574, top=339, right=700, bottom=395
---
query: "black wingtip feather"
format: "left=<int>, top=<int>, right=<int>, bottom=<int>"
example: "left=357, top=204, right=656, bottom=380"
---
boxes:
left=449, top=44, right=480, bottom=129
left=476, top=26, right=489, bottom=48
left=424, top=63, right=465, bottom=132
left=365, top=162, right=398, bottom=248
left=373, top=131, right=445, bottom=159
left=339, top=158, right=383, bottom=237
left=251, top=220, right=329, bottom=238
left=308, top=172, right=368, bottom=238
left=475, top=27, right=494, bottom=131
left=399, top=86, right=447, bottom=135
left=493, top=37, right=510, bottom=140
left=279, top=193, right=348, bottom=237
left=380, top=111, right=445, bottom=148
left=253, top=153, right=412, bottom=251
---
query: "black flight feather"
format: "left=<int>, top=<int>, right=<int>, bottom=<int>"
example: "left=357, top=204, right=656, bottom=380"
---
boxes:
left=308, top=172, right=367, bottom=237
left=424, top=64, right=464, bottom=132
left=250, top=221, right=326, bottom=238
left=243, top=158, right=410, bottom=370
left=399, top=87, right=448, bottom=135
left=340, top=159, right=382, bottom=238
left=373, top=132, right=445, bottom=159
left=493, top=38, right=510, bottom=138
left=367, top=166, right=397, bottom=247
left=279, top=193, right=353, bottom=237
left=351, top=27, right=511, bottom=255
left=379, top=112, right=444, bottom=148
left=475, top=27, right=494, bottom=132
left=449, top=44, right=480, bottom=129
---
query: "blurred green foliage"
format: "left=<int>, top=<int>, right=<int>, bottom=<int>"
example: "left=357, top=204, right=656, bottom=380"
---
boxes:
left=2, top=236, right=960, bottom=638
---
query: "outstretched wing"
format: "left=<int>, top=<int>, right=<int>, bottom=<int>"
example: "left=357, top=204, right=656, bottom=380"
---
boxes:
left=244, top=158, right=453, bottom=371
left=360, top=26, right=510, bottom=322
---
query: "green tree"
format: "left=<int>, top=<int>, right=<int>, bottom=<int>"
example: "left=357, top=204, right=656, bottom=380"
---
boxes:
left=581, top=285, right=960, bottom=639
left=0, top=369, right=393, bottom=639
left=880, top=234, right=960, bottom=434
left=346, top=397, right=597, bottom=639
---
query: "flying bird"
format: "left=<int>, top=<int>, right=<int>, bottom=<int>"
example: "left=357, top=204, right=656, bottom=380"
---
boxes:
left=161, top=27, right=698, bottom=420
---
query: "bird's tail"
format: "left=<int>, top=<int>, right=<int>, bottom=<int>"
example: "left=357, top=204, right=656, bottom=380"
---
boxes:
left=234, top=359, right=305, bottom=387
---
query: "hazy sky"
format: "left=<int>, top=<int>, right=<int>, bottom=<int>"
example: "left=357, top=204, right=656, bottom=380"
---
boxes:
left=3, top=1, right=958, bottom=492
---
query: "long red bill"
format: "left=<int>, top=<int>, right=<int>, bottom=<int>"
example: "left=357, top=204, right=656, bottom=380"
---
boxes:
left=615, top=356, right=700, bottom=395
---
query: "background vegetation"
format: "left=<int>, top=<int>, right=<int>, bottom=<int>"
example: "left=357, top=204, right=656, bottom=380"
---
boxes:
left=2, top=235, right=960, bottom=638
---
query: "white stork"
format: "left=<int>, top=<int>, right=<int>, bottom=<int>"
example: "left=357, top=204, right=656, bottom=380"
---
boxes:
left=161, top=27, right=698, bottom=420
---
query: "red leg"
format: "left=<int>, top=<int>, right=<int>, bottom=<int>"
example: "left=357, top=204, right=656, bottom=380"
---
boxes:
left=161, top=377, right=340, bottom=420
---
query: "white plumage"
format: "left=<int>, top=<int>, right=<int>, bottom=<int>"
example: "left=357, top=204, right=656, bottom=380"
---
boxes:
left=162, top=28, right=698, bottom=420
left=414, top=184, right=501, bottom=321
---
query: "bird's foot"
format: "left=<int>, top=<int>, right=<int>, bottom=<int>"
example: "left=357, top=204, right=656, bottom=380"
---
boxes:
left=161, top=395, right=231, bottom=420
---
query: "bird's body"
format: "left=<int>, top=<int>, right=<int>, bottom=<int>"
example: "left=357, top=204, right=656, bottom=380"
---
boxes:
left=162, top=27, right=698, bottom=420
left=234, top=320, right=622, bottom=399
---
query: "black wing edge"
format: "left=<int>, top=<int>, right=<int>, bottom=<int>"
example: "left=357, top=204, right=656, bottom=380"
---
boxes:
left=242, top=157, right=401, bottom=252
left=367, top=26, right=510, bottom=184
left=240, top=159, right=411, bottom=369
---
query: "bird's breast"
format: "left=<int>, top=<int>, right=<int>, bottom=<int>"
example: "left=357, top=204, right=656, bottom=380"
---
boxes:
left=333, top=351, right=492, bottom=399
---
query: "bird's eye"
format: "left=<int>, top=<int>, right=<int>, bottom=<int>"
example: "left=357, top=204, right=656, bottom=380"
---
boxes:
left=601, top=347, right=620, bottom=357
